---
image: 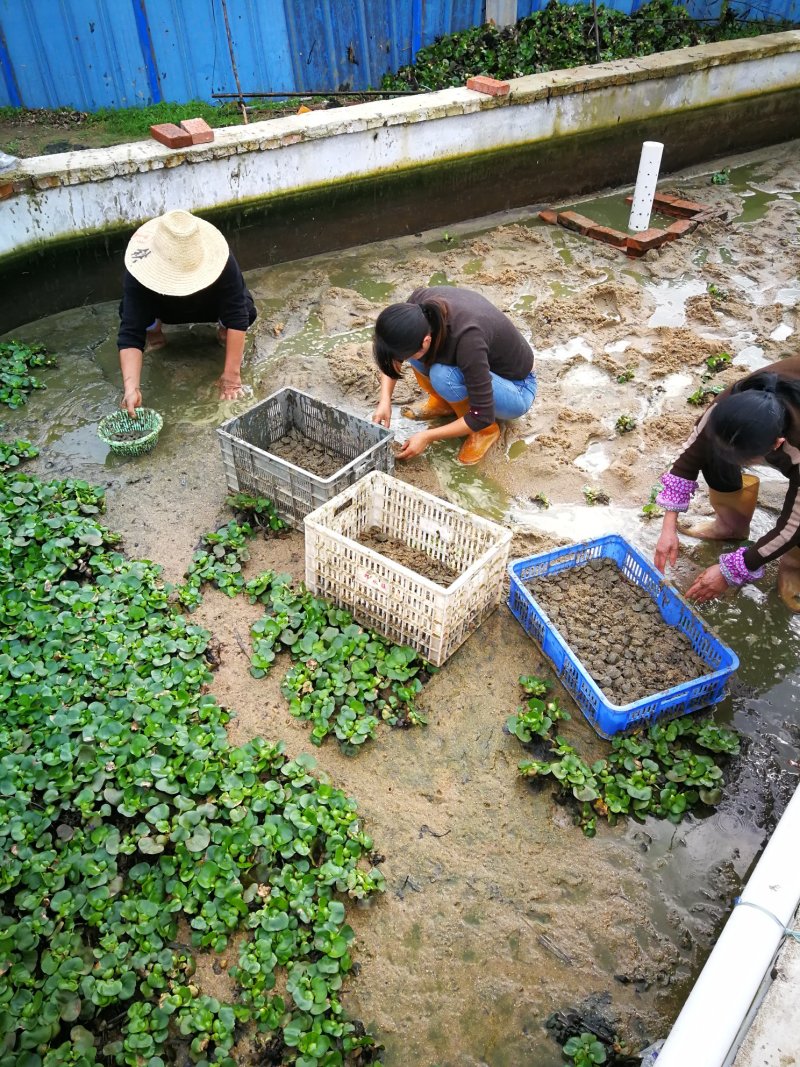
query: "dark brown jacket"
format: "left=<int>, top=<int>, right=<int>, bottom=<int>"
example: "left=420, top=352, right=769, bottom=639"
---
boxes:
left=408, top=286, right=533, bottom=431
left=671, top=356, right=800, bottom=569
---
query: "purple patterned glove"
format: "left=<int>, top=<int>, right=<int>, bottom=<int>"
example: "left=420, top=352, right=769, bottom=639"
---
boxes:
left=655, top=472, right=698, bottom=513
left=719, top=547, right=765, bottom=587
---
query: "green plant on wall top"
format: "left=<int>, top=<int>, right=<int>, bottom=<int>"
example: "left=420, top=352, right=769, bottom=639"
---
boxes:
left=0, top=443, right=387, bottom=1065
left=381, top=0, right=785, bottom=92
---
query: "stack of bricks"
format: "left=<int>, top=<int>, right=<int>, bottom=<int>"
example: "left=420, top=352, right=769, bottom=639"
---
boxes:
left=150, top=117, right=215, bottom=149
left=538, top=193, right=727, bottom=258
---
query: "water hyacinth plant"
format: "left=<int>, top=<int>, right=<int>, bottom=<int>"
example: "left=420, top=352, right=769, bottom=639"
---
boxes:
left=507, top=676, right=740, bottom=836
left=0, top=339, right=57, bottom=408
left=0, top=444, right=389, bottom=1065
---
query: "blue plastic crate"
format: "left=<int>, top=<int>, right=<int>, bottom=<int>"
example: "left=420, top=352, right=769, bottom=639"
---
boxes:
left=507, top=534, right=739, bottom=738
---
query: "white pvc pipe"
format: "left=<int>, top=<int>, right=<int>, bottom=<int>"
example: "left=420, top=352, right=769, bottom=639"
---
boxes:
left=628, top=140, right=664, bottom=232
left=656, top=782, right=800, bottom=1067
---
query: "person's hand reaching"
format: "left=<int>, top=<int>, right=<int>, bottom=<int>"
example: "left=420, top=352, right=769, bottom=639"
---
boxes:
left=217, top=374, right=245, bottom=401
left=120, top=387, right=142, bottom=417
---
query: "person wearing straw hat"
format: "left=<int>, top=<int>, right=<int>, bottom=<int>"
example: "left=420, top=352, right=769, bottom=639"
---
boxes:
left=117, top=210, right=256, bottom=413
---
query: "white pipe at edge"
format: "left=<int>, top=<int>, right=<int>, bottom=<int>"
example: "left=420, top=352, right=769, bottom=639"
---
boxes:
left=656, top=782, right=800, bottom=1067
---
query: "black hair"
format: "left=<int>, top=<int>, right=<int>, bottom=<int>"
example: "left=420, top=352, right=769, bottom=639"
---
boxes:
left=373, top=299, right=448, bottom=379
left=708, top=371, right=800, bottom=458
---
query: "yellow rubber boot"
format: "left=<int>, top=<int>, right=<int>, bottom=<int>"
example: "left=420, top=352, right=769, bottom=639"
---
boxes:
left=777, top=547, right=800, bottom=612
left=450, top=400, right=501, bottom=465
left=679, top=473, right=760, bottom=541
left=401, top=367, right=454, bottom=420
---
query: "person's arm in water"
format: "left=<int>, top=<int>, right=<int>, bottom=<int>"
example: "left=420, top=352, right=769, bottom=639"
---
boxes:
left=218, top=328, right=247, bottom=400
left=372, top=372, right=397, bottom=428
left=215, top=258, right=255, bottom=400
left=119, top=348, right=144, bottom=416
left=653, top=404, right=716, bottom=575
left=117, top=272, right=153, bottom=416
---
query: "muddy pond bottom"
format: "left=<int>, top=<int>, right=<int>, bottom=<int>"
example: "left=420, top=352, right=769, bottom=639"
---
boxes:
left=358, top=525, right=459, bottom=586
left=528, top=559, right=707, bottom=705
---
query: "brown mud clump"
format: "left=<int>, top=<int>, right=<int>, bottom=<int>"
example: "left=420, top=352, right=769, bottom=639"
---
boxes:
left=266, top=427, right=343, bottom=478
left=528, top=558, right=707, bottom=705
left=358, top=526, right=459, bottom=586
left=109, top=429, right=149, bottom=442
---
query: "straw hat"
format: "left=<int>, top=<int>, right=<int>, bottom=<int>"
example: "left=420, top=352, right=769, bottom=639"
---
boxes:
left=124, top=210, right=229, bottom=296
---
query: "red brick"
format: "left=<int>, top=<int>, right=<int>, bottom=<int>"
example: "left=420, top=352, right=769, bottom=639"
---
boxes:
left=692, top=208, right=728, bottom=223
left=0, top=177, right=31, bottom=200
left=556, top=210, right=596, bottom=236
left=466, top=76, right=510, bottom=96
left=665, top=218, right=699, bottom=240
left=586, top=223, right=628, bottom=248
left=179, top=117, right=214, bottom=144
left=150, top=123, right=193, bottom=149
left=648, top=193, right=707, bottom=218
left=669, top=197, right=707, bottom=215
left=538, top=209, right=559, bottom=226
left=625, top=228, right=670, bottom=255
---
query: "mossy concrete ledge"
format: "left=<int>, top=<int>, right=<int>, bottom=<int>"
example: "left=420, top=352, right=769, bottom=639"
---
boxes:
left=1, top=33, right=799, bottom=330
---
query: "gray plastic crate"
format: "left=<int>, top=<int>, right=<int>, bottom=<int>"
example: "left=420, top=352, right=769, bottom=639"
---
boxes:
left=217, top=387, right=395, bottom=528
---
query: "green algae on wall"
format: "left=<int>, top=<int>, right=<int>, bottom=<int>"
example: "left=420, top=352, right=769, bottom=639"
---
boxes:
left=2, top=85, right=800, bottom=334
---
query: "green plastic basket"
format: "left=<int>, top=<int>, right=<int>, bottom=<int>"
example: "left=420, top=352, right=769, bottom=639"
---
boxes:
left=97, top=409, right=163, bottom=457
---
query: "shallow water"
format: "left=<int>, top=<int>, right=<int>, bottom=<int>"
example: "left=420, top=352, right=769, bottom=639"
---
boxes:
left=3, top=140, right=800, bottom=1066
left=562, top=190, right=678, bottom=234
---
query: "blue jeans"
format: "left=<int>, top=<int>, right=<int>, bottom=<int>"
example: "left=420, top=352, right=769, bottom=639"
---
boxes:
left=408, top=359, right=537, bottom=420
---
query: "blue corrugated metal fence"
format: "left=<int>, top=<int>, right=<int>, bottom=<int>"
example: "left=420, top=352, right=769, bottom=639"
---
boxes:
left=0, top=0, right=796, bottom=111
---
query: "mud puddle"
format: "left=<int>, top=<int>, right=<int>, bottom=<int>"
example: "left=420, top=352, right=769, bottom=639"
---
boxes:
left=2, top=138, right=799, bottom=1066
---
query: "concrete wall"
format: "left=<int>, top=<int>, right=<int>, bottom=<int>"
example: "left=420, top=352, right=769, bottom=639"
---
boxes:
left=1, top=33, right=799, bottom=331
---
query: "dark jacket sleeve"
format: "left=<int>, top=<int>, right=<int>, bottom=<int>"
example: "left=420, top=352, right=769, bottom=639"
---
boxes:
left=671, top=406, right=800, bottom=569
left=669, top=407, right=715, bottom=481
left=456, top=326, right=495, bottom=431
left=216, top=256, right=252, bottom=331
left=743, top=452, right=800, bottom=569
left=117, top=271, right=156, bottom=351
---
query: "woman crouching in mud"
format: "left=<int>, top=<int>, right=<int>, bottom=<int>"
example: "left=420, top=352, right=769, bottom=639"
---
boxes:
left=371, top=285, right=536, bottom=465
left=655, top=360, right=800, bottom=609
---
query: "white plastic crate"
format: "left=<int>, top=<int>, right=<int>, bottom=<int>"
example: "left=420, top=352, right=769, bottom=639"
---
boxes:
left=217, top=387, right=394, bottom=528
left=304, top=471, right=512, bottom=666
